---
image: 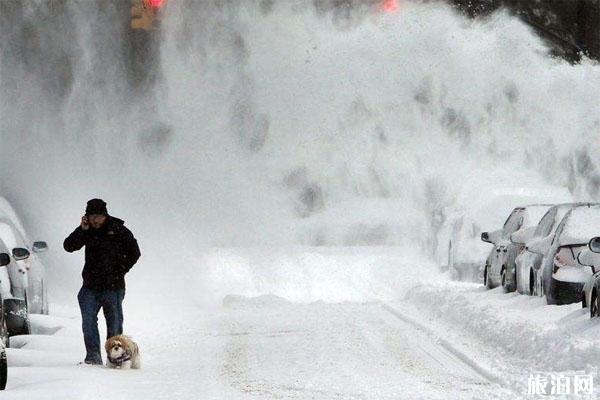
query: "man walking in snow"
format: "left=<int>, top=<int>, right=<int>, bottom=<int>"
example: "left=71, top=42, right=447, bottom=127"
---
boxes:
left=64, top=199, right=141, bottom=365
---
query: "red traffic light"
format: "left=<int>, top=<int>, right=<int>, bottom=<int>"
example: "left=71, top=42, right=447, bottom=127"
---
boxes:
left=145, top=0, right=165, bottom=9
left=380, top=0, right=399, bottom=12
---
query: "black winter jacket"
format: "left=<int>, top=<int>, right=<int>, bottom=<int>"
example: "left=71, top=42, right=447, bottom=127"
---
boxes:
left=63, top=216, right=141, bottom=290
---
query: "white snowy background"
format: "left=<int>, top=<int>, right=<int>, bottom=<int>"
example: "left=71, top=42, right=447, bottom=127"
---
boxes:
left=0, top=0, right=599, bottom=398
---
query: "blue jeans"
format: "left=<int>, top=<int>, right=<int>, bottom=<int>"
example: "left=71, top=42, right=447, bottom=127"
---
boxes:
left=77, top=287, right=125, bottom=362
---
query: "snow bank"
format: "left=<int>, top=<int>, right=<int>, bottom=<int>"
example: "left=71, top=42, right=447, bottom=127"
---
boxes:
left=553, top=265, right=592, bottom=283
left=222, top=293, right=291, bottom=308
left=403, top=282, right=600, bottom=392
left=195, top=246, right=441, bottom=306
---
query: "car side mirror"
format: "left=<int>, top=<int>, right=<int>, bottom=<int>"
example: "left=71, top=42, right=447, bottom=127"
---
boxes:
left=32, top=241, right=48, bottom=253
left=481, top=232, right=491, bottom=243
left=482, top=229, right=503, bottom=244
left=589, top=237, right=600, bottom=253
left=12, top=247, right=30, bottom=261
left=0, top=253, right=9, bottom=266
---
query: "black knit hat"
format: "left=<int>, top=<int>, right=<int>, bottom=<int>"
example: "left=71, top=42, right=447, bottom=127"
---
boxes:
left=86, top=198, right=108, bottom=215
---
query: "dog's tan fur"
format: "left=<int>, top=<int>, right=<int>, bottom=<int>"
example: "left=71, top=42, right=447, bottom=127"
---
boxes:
left=105, top=335, right=141, bottom=369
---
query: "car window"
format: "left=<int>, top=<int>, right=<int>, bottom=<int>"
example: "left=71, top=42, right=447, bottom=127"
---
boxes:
left=551, top=212, right=569, bottom=246
left=0, top=239, right=8, bottom=255
left=503, top=209, right=524, bottom=235
left=534, top=207, right=557, bottom=238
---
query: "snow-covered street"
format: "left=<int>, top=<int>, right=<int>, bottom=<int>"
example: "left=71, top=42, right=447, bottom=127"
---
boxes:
left=1, top=0, right=599, bottom=398
left=6, top=293, right=514, bottom=399
left=6, top=247, right=592, bottom=400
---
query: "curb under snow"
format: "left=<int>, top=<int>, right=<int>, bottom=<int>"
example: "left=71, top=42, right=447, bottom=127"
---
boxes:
left=403, top=282, right=600, bottom=379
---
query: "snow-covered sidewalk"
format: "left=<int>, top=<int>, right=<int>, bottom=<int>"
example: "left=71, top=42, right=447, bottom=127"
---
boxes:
left=4, top=303, right=234, bottom=400
left=401, top=281, right=600, bottom=398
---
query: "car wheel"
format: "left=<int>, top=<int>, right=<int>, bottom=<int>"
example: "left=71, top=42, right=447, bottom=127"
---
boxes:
left=15, top=312, right=31, bottom=336
left=0, top=349, right=8, bottom=390
left=484, top=265, right=493, bottom=289
left=501, top=267, right=516, bottom=293
left=17, top=294, right=31, bottom=336
left=546, top=279, right=557, bottom=305
left=0, top=347, right=6, bottom=390
left=502, top=269, right=517, bottom=293
left=592, top=291, right=599, bottom=318
left=22, top=318, right=30, bottom=336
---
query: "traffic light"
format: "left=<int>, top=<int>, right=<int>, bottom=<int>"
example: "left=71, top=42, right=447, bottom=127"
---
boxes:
left=130, top=0, right=165, bottom=31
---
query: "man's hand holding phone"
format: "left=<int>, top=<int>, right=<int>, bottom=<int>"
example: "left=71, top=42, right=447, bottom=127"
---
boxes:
left=81, top=215, right=90, bottom=231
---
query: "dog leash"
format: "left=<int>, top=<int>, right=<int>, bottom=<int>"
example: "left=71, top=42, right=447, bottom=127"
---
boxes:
left=108, top=352, right=131, bottom=367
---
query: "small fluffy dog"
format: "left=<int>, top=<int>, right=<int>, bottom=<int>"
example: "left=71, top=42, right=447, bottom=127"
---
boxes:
left=105, top=335, right=141, bottom=370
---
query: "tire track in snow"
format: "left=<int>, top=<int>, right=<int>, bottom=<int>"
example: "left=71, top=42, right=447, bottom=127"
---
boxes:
left=216, top=297, right=526, bottom=399
left=380, top=302, right=505, bottom=386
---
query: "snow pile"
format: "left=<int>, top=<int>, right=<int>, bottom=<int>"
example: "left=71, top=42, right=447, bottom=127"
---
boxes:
left=403, top=282, right=600, bottom=392
left=194, top=246, right=440, bottom=306
left=222, top=293, right=291, bottom=308
left=553, top=265, right=591, bottom=283
left=5, top=306, right=236, bottom=400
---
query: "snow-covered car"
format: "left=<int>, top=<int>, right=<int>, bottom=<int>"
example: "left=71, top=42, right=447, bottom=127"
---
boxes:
left=0, top=197, right=49, bottom=315
left=0, top=233, right=32, bottom=337
left=513, top=203, right=583, bottom=295
left=578, top=237, right=600, bottom=317
left=0, top=252, right=11, bottom=346
left=528, top=204, right=600, bottom=305
left=494, top=204, right=554, bottom=292
left=0, top=252, right=7, bottom=391
left=481, top=205, right=537, bottom=290
left=437, top=186, right=571, bottom=283
left=438, top=199, right=525, bottom=283
left=0, top=338, right=5, bottom=390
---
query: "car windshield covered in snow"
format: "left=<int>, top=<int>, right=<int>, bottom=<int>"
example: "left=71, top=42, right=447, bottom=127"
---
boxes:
left=515, top=205, right=554, bottom=235
left=557, top=206, right=600, bottom=246
left=502, top=207, right=524, bottom=235
left=502, top=205, right=551, bottom=240
left=533, top=204, right=574, bottom=238
left=524, top=205, right=554, bottom=229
